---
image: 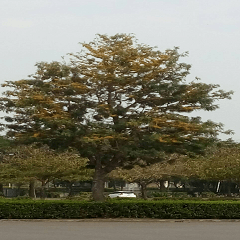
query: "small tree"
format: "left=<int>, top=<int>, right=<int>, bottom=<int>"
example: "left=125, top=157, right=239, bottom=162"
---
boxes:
left=182, top=142, right=240, bottom=195
left=109, top=157, right=186, bottom=199
left=59, top=161, right=93, bottom=196
left=0, top=136, right=13, bottom=195
left=2, top=144, right=91, bottom=198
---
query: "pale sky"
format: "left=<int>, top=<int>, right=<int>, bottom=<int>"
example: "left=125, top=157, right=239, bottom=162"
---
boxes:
left=1, top=0, right=240, bottom=141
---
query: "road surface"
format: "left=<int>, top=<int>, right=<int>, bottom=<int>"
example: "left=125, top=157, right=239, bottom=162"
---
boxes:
left=0, top=219, right=240, bottom=240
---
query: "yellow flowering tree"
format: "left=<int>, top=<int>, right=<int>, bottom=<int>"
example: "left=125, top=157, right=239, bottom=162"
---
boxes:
left=0, top=34, right=232, bottom=201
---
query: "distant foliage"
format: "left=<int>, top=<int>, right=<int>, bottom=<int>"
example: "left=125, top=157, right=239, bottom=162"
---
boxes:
left=0, top=144, right=92, bottom=184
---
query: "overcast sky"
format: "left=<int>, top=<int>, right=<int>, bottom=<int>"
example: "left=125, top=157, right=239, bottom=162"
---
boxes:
left=1, top=0, right=240, bottom=141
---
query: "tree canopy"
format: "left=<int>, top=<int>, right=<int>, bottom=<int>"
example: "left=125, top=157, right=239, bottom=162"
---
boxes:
left=0, top=34, right=233, bottom=200
left=184, top=142, right=240, bottom=182
left=109, top=156, right=185, bottom=199
left=1, top=144, right=92, bottom=198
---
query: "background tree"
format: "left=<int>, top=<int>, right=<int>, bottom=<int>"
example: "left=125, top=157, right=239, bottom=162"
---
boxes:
left=0, top=34, right=233, bottom=201
left=0, top=136, right=12, bottom=195
left=0, top=136, right=11, bottom=152
left=109, top=157, right=191, bottom=199
left=59, top=162, right=93, bottom=197
left=2, top=144, right=91, bottom=198
left=184, top=142, right=240, bottom=195
left=0, top=161, right=20, bottom=196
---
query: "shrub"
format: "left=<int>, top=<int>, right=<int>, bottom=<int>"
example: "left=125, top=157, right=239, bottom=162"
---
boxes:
left=67, top=192, right=93, bottom=201
left=0, top=200, right=240, bottom=219
left=201, top=192, right=217, bottom=198
left=151, top=192, right=189, bottom=199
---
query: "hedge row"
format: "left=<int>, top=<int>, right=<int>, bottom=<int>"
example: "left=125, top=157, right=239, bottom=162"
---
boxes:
left=1, top=200, right=240, bottom=219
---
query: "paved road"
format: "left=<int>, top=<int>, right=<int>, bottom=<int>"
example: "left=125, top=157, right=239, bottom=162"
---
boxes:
left=0, top=220, right=240, bottom=240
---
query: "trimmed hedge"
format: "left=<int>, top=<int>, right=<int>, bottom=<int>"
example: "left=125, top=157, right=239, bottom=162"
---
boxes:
left=1, top=200, right=240, bottom=219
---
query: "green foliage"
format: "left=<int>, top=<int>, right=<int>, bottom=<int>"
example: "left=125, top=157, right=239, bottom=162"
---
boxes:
left=109, top=157, right=186, bottom=186
left=0, top=144, right=92, bottom=199
left=201, top=192, right=217, bottom=198
left=151, top=191, right=189, bottom=199
left=0, top=33, right=233, bottom=201
left=184, top=143, right=240, bottom=181
left=106, top=197, right=138, bottom=201
left=67, top=192, right=93, bottom=201
left=0, top=137, right=11, bottom=152
left=0, top=34, right=232, bottom=162
left=0, top=200, right=240, bottom=219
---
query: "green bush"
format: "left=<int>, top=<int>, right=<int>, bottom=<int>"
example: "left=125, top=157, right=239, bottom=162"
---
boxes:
left=151, top=192, right=189, bottom=199
left=151, top=192, right=171, bottom=198
left=106, top=197, right=138, bottom=201
left=201, top=192, right=217, bottom=198
left=0, top=200, right=240, bottom=219
left=67, top=192, right=93, bottom=201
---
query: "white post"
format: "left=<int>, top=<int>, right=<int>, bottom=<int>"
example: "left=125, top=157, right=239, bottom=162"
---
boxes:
left=216, top=181, right=221, bottom=193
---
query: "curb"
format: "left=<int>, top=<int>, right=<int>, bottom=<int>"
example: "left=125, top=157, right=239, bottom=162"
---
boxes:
left=1, top=218, right=240, bottom=222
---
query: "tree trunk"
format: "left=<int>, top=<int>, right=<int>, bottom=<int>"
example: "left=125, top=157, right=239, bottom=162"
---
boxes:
left=68, top=182, right=74, bottom=197
left=40, top=180, right=47, bottom=199
left=92, top=167, right=106, bottom=201
left=140, top=182, right=147, bottom=200
left=0, top=183, right=4, bottom=196
left=16, top=183, right=21, bottom=197
left=227, top=181, right=232, bottom=197
left=29, top=180, right=36, bottom=198
left=159, top=180, right=166, bottom=191
left=120, top=181, right=124, bottom=191
left=113, top=180, right=116, bottom=191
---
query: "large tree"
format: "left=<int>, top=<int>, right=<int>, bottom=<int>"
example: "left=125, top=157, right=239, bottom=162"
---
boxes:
left=0, top=34, right=232, bottom=201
